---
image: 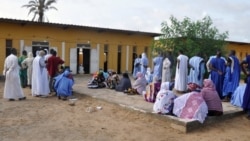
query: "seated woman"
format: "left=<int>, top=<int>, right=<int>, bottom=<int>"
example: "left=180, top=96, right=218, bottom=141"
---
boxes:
left=127, top=72, right=147, bottom=95
left=173, top=83, right=208, bottom=123
left=144, top=76, right=161, bottom=103
left=88, top=71, right=106, bottom=88
left=107, top=71, right=120, bottom=89
left=200, top=79, right=223, bottom=116
left=153, top=82, right=177, bottom=115
left=53, top=69, right=74, bottom=100
left=115, top=73, right=131, bottom=92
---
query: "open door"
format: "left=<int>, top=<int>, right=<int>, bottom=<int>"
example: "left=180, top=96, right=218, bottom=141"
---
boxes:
left=70, top=48, right=77, bottom=74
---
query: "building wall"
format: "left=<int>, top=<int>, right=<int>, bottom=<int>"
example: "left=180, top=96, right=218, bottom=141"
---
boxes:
left=226, top=42, right=250, bottom=61
left=0, top=22, right=154, bottom=74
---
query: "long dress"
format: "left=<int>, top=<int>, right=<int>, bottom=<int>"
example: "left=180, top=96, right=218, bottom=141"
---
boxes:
left=188, top=56, right=205, bottom=87
left=242, top=55, right=250, bottom=112
left=174, top=54, right=189, bottom=92
left=153, top=55, right=163, bottom=81
left=173, top=91, right=208, bottom=123
left=132, top=57, right=141, bottom=79
left=161, top=57, right=171, bottom=83
left=144, top=82, right=161, bottom=103
left=132, top=72, right=147, bottom=95
left=54, top=69, right=74, bottom=97
left=140, top=53, right=148, bottom=76
left=32, top=55, right=50, bottom=96
left=230, top=84, right=246, bottom=107
left=18, top=55, right=27, bottom=87
left=115, top=77, right=132, bottom=92
left=153, top=82, right=177, bottom=114
left=21, top=52, right=34, bottom=86
left=223, top=55, right=240, bottom=97
left=210, top=57, right=226, bottom=99
left=3, top=54, right=25, bottom=99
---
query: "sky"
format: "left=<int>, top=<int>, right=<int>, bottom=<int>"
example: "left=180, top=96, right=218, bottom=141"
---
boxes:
left=0, top=0, right=250, bottom=42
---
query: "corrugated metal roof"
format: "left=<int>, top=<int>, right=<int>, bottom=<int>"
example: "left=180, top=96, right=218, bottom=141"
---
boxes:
left=0, top=18, right=162, bottom=37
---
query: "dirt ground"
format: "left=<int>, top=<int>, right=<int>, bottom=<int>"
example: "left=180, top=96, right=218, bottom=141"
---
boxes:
left=1, top=84, right=250, bottom=141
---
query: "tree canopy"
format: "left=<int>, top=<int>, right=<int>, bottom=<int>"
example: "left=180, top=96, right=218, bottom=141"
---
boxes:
left=152, top=15, right=229, bottom=60
left=22, top=0, right=57, bottom=22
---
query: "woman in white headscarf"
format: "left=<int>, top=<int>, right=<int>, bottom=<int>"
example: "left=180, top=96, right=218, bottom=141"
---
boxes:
left=140, top=53, right=148, bottom=76
left=153, top=82, right=177, bottom=114
left=22, top=52, right=34, bottom=88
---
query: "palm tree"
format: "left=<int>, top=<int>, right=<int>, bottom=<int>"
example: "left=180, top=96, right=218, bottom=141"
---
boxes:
left=22, top=0, right=57, bottom=22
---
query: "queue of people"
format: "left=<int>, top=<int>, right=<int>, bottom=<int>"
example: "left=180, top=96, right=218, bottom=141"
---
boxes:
left=3, top=48, right=72, bottom=101
left=3, top=49, right=250, bottom=122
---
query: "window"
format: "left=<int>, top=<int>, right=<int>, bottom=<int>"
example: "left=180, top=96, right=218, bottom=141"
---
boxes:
left=144, top=46, right=148, bottom=56
left=133, top=46, right=137, bottom=53
left=6, top=39, right=12, bottom=47
left=104, top=44, right=109, bottom=53
left=6, top=39, right=12, bottom=57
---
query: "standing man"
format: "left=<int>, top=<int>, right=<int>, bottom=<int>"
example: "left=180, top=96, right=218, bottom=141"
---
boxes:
left=18, top=50, right=27, bottom=88
left=153, top=52, right=163, bottom=81
left=223, top=50, right=240, bottom=101
left=132, top=54, right=141, bottom=79
left=140, top=52, right=148, bottom=76
left=21, top=52, right=34, bottom=89
left=47, top=50, right=65, bottom=92
left=209, top=50, right=226, bottom=99
left=241, top=55, right=250, bottom=120
left=174, top=50, right=189, bottom=93
left=32, top=50, right=50, bottom=97
left=3, top=48, right=26, bottom=101
left=188, top=52, right=205, bottom=87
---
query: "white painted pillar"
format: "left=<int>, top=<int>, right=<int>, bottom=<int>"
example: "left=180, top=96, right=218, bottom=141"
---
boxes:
left=97, top=44, right=100, bottom=70
left=126, top=45, right=129, bottom=72
left=62, top=42, right=65, bottom=61
left=20, top=40, right=24, bottom=56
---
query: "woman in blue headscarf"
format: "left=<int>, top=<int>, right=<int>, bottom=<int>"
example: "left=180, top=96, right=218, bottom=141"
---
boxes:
left=54, top=69, right=74, bottom=100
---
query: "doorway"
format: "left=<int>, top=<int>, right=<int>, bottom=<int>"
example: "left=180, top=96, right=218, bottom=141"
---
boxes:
left=32, top=41, right=49, bottom=57
left=77, top=47, right=90, bottom=74
left=103, top=44, right=109, bottom=72
left=117, top=45, right=122, bottom=74
left=32, top=46, right=49, bottom=57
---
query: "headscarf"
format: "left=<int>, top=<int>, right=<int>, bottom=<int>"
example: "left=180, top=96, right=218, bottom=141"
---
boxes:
left=39, top=50, right=45, bottom=56
left=203, top=79, right=216, bottom=91
left=187, top=82, right=201, bottom=91
left=136, top=72, right=144, bottom=78
left=27, top=52, right=33, bottom=58
left=141, top=52, right=147, bottom=58
left=158, top=81, right=170, bottom=94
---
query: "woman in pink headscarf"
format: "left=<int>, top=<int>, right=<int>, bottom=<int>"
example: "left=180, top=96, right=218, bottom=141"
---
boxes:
left=128, top=72, right=147, bottom=95
left=200, top=79, right=223, bottom=116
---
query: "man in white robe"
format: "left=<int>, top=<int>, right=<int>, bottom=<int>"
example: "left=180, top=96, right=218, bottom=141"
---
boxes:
left=3, top=48, right=26, bottom=101
left=32, top=50, right=50, bottom=97
left=174, top=50, right=189, bottom=92
left=188, top=53, right=205, bottom=87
